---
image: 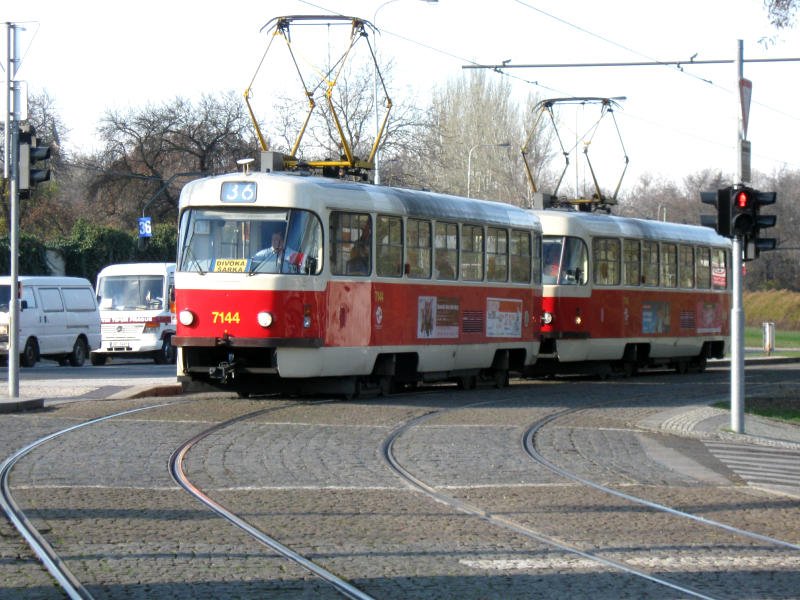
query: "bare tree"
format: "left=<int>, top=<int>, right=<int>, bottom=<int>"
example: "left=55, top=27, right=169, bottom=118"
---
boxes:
left=86, top=92, right=255, bottom=227
left=1, top=91, right=71, bottom=237
left=765, top=0, right=798, bottom=28
left=386, top=70, right=551, bottom=206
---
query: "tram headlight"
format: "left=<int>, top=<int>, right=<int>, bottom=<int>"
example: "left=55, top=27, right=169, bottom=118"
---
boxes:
left=541, top=311, right=553, bottom=325
left=178, top=309, right=195, bottom=326
left=257, top=311, right=274, bottom=328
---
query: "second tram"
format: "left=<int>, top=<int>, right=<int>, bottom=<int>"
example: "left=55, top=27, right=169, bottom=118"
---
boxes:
left=530, top=210, right=731, bottom=376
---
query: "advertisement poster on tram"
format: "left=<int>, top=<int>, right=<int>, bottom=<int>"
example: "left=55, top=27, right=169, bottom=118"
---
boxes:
left=486, top=298, right=523, bottom=338
left=417, top=296, right=459, bottom=339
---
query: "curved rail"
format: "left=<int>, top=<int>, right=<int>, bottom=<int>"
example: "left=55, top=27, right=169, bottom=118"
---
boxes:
left=169, top=402, right=375, bottom=600
left=0, top=403, right=176, bottom=600
left=522, top=406, right=800, bottom=552
left=380, top=401, right=719, bottom=600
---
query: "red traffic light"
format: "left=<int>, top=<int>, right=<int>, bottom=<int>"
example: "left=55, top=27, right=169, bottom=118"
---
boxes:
left=735, top=190, right=750, bottom=209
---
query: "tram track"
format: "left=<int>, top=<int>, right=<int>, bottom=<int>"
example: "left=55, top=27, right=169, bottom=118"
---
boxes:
left=169, top=400, right=375, bottom=600
left=2, top=397, right=376, bottom=599
left=0, top=402, right=177, bottom=600
left=380, top=377, right=800, bottom=599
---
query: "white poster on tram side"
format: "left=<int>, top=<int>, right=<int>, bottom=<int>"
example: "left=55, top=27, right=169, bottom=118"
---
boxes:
left=486, top=298, right=522, bottom=338
left=417, top=296, right=459, bottom=339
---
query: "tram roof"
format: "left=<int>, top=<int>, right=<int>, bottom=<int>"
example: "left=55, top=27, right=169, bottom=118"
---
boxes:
left=533, top=209, right=731, bottom=247
left=180, top=171, right=541, bottom=230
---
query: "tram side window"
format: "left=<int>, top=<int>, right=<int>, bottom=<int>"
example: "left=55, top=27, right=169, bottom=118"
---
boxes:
left=623, top=239, right=641, bottom=286
left=376, top=215, right=403, bottom=277
left=510, top=229, right=532, bottom=284
left=487, top=227, right=508, bottom=282
left=461, top=225, right=484, bottom=281
left=711, top=248, right=728, bottom=290
left=532, top=232, right=542, bottom=285
left=407, top=218, right=432, bottom=279
left=661, top=243, right=677, bottom=288
left=560, top=237, right=588, bottom=285
left=696, top=246, right=711, bottom=289
left=542, top=237, right=562, bottom=285
left=284, top=209, right=323, bottom=275
left=593, top=237, right=620, bottom=286
left=435, top=222, right=458, bottom=280
left=642, top=240, right=659, bottom=286
left=331, top=212, right=371, bottom=276
left=679, top=244, right=695, bottom=288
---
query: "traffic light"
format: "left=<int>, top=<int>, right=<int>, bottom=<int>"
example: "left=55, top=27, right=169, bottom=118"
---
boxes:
left=18, top=124, right=51, bottom=198
left=750, top=189, right=777, bottom=258
left=730, top=186, right=757, bottom=237
left=700, top=187, right=731, bottom=237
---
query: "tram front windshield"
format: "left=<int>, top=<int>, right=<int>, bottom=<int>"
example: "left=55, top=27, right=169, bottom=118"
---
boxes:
left=178, top=208, right=323, bottom=275
left=542, top=236, right=588, bottom=285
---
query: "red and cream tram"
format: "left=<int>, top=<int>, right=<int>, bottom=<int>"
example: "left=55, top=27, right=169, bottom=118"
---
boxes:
left=173, top=166, right=543, bottom=396
left=530, top=210, right=731, bottom=376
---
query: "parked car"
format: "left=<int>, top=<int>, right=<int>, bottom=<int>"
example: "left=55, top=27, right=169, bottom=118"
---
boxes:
left=92, top=263, right=176, bottom=365
left=0, top=276, right=101, bottom=367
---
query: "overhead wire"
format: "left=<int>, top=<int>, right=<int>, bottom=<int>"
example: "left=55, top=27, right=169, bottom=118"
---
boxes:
left=512, top=0, right=800, bottom=124
left=291, top=0, right=800, bottom=171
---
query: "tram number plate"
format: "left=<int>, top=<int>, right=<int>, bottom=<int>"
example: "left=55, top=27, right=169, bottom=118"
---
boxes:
left=212, top=311, right=241, bottom=324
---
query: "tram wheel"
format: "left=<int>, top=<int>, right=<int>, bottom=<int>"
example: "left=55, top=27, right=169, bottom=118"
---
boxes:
left=494, top=370, right=509, bottom=389
left=458, top=375, right=477, bottom=390
left=377, top=376, right=392, bottom=396
left=342, top=377, right=361, bottom=400
left=693, top=356, right=707, bottom=373
left=622, top=361, right=638, bottom=378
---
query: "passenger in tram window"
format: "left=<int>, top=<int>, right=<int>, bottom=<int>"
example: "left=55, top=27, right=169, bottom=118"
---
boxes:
left=252, top=231, right=284, bottom=272
left=346, top=220, right=372, bottom=275
left=347, top=242, right=370, bottom=275
left=435, top=254, right=455, bottom=280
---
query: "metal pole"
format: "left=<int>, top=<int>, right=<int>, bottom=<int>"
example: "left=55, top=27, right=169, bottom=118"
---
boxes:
left=467, top=145, right=476, bottom=198
left=3, top=24, right=9, bottom=182
left=7, top=23, right=20, bottom=398
left=731, top=39, right=745, bottom=433
left=731, top=236, right=744, bottom=432
left=373, top=0, right=399, bottom=186
left=467, top=142, right=510, bottom=198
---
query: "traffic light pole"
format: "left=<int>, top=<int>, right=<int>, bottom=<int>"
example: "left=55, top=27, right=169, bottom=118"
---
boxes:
left=731, top=40, right=745, bottom=433
left=5, top=23, right=21, bottom=399
left=730, top=235, right=744, bottom=433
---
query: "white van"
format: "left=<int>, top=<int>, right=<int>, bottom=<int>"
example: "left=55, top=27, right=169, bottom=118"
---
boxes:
left=92, top=263, right=176, bottom=365
left=0, top=276, right=101, bottom=367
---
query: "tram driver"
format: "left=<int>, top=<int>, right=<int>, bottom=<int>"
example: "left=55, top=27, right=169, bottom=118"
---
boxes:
left=252, top=231, right=285, bottom=272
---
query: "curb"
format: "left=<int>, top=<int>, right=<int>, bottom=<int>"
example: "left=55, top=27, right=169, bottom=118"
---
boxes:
left=107, top=383, right=184, bottom=400
left=0, top=397, right=45, bottom=413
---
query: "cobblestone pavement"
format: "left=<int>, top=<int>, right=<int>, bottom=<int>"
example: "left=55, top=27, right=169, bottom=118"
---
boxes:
left=1, top=364, right=799, bottom=598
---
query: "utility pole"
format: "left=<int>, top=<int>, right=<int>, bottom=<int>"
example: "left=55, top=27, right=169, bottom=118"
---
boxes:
left=730, top=40, right=748, bottom=433
left=5, top=23, right=21, bottom=399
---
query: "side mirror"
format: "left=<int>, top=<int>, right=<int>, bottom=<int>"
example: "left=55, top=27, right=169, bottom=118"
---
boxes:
left=304, top=257, right=318, bottom=275
left=20, top=299, right=28, bottom=311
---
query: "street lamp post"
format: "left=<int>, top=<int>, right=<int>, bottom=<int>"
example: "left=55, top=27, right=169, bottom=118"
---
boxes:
left=373, top=0, right=438, bottom=186
left=467, top=142, right=510, bottom=198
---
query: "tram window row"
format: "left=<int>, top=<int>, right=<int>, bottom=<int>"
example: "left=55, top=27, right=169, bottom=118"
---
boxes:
left=330, top=211, right=542, bottom=285
left=544, top=235, right=729, bottom=290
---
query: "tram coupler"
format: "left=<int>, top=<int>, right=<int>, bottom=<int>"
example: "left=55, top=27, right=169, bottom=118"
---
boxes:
left=209, top=361, right=237, bottom=384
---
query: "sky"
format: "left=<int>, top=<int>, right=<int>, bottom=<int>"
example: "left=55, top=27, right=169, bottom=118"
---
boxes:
left=4, top=0, right=800, bottom=192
